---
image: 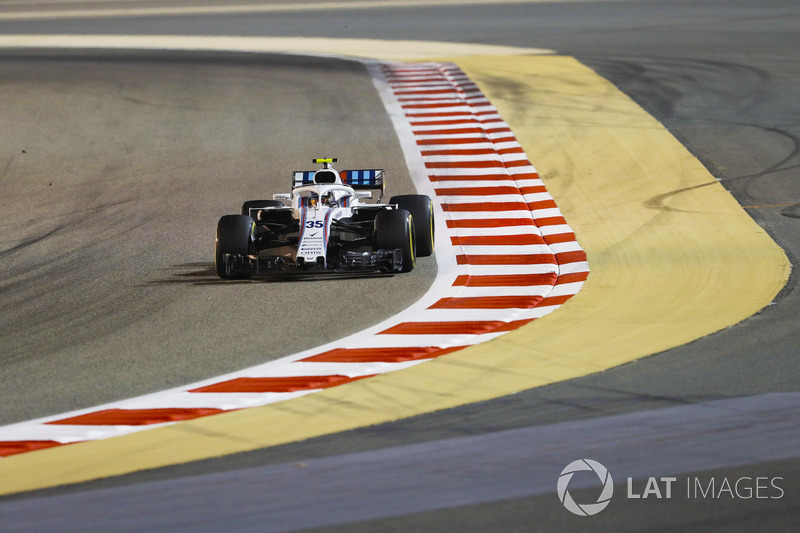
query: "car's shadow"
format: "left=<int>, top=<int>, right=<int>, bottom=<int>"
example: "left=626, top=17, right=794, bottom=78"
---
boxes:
left=149, top=262, right=396, bottom=286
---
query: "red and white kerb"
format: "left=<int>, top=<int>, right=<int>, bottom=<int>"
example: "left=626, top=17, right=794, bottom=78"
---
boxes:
left=0, top=62, right=587, bottom=458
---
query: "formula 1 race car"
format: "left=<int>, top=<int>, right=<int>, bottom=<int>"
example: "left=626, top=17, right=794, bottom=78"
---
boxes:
left=215, top=158, right=434, bottom=279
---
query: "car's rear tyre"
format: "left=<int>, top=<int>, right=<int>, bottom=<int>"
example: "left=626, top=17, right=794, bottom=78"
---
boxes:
left=390, top=194, right=434, bottom=257
left=216, top=214, right=255, bottom=279
left=241, top=199, right=284, bottom=216
left=375, top=208, right=415, bottom=272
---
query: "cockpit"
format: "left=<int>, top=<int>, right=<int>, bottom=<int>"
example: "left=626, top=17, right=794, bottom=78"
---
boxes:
left=296, top=187, right=349, bottom=208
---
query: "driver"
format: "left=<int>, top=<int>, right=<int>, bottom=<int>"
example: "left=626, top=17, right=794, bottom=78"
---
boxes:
left=321, top=191, right=338, bottom=207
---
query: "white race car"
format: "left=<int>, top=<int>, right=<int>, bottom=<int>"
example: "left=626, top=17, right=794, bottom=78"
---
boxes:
left=215, top=158, right=434, bottom=279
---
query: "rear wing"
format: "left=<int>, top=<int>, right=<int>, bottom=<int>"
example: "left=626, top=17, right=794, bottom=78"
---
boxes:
left=291, top=169, right=385, bottom=193
left=291, top=171, right=317, bottom=188
left=340, top=170, right=385, bottom=193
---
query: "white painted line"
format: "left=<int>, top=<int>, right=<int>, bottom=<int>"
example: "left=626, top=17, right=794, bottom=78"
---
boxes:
left=448, top=226, right=540, bottom=237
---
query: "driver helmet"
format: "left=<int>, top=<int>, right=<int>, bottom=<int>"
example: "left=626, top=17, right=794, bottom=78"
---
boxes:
left=321, top=191, right=338, bottom=207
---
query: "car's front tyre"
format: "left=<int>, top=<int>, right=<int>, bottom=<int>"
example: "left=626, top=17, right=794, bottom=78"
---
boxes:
left=375, top=208, right=415, bottom=273
left=390, top=194, right=434, bottom=257
left=215, top=214, right=255, bottom=279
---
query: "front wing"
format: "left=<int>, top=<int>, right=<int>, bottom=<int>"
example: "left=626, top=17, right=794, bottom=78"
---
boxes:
left=218, top=247, right=405, bottom=277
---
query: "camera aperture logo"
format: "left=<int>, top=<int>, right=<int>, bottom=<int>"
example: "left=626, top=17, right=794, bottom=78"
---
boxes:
left=557, top=460, right=784, bottom=517
left=557, top=459, right=614, bottom=516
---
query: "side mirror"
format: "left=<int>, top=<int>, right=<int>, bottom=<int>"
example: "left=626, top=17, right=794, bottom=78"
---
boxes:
left=273, top=193, right=291, bottom=201
left=356, top=191, right=372, bottom=199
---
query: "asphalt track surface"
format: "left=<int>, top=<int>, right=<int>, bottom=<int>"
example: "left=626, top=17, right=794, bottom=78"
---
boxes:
left=1, top=0, right=799, bottom=531
left=0, top=50, right=433, bottom=424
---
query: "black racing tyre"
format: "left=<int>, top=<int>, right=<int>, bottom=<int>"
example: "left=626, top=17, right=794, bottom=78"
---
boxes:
left=389, top=194, right=434, bottom=257
left=241, top=199, right=284, bottom=216
left=215, top=214, right=255, bottom=279
left=375, top=208, right=415, bottom=273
